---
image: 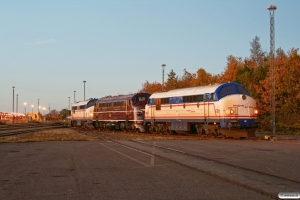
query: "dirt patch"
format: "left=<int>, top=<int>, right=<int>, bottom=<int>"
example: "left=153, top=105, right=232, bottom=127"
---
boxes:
left=0, top=128, right=99, bottom=143
left=104, top=131, right=209, bottom=141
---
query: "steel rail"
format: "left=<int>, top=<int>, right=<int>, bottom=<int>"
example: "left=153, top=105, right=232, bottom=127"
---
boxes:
left=0, top=124, right=69, bottom=138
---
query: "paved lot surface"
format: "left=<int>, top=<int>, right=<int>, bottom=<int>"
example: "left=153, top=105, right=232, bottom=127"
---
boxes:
left=1, top=139, right=299, bottom=200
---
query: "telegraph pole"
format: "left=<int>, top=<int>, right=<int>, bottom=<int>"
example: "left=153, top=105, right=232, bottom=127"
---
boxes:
left=267, top=5, right=277, bottom=136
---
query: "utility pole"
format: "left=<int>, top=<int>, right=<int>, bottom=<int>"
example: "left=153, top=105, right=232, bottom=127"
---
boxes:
left=16, top=94, right=18, bottom=113
left=267, top=5, right=277, bottom=136
left=83, top=81, right=86, bottom=101
left=161, top=64, right=166, bottom=91
left=12, top=86, right=15, bottom=113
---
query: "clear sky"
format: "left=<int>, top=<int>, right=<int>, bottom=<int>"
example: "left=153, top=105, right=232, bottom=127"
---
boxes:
left=1, top=0, right=299, bottom=114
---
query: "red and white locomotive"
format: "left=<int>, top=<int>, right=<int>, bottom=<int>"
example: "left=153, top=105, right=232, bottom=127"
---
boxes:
left=144, top=82, right=260, bottom=138
left=92, top=93, right=150, bottom=132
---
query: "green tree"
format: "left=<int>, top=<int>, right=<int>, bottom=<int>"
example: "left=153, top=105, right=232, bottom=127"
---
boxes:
left=60, top=109, right=70, bottom=119
left=250, top=36, right=265, bottom=67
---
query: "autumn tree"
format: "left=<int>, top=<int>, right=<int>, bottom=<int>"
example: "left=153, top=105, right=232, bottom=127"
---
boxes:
left=164, top=69, right=178, bottom=91
left=178, top=68, right=195, bottom=88
left=250, top=36, right=265, bottom=67
left=139, top=81, right=162, bottom=94
left=254, top=48, right=300, bottom=130
left=274, top=48, right=300, bottom=130
left=192, top=68, right=218, bottom=86
left=235, top=59, right=268, bottom=99
left=219, top=56, right=243, bottom=83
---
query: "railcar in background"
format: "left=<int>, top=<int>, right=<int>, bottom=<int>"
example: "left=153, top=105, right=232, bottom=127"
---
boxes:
left=70, top=98, right=98, bottom=127
left=93, top=93, right=150, bottom=132
left=144, top=82, right=261, bottom=138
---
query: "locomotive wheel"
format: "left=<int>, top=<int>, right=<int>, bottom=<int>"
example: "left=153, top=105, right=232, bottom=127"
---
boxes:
left=159, top=126, right=164, bottom=134
left=235, top=122, right=242, bottom=129
left=74, top=121, right=78, bottom=128
left=149, top=126, right=155, bottom=134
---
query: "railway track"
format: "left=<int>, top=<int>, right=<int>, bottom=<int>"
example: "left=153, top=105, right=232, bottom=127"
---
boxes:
left=0, top=123, right=69, bottom=138
left=77, top=128, right=299, bottom=199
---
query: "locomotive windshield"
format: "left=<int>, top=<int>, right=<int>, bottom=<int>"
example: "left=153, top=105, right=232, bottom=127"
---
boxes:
left=237, top=86, right=250, bottom=96
left=218, top=85, right=236, bottom=98
left=133, top=94, right=150, bottom=104
left=218, top=84, right=250, bottom=99
left=87, top=99, right=97, bottom=108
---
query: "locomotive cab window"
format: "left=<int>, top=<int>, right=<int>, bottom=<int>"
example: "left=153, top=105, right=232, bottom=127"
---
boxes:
left=237, top=86, right=250, bottom=96
left=133, top=94, right=150, bottom=104
left=87, top=99, right=97, bottom=108
left=80, top=105, right=85, bottom=109
left=218, top=85, right=236, bottom=99
left=133, top=96, right=144, bottom=104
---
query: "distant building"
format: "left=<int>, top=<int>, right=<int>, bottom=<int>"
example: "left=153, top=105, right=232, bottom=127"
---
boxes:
left=27, top=112, right=42, bottom=122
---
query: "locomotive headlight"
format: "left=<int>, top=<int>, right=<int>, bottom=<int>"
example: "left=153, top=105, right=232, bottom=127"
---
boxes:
left=90, top=113, right=93, bottom=117
left=254, top=109, right=258, bottom=115
left=230, top=109, right=234, bottom=114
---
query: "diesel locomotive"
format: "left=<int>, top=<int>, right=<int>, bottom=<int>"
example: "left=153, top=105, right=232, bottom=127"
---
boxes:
left=144, top=82, right=260, bottom=138
left=71, top=82, right=261, bottom=138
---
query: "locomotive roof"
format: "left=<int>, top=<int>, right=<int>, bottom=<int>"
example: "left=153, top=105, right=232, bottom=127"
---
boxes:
left=150, top=83, right=236, bottom=98
left=72, top=98, right=98, bottom=106
left=96, top=93, right=150, bottom=103
left=96, top=94, right=135, bottom=103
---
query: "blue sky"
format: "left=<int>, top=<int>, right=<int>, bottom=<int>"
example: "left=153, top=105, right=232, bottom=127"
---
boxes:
left=1, top=0, right=299, bottom=113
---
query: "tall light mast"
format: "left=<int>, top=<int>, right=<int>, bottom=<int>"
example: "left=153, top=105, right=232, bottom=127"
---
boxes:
left=161, top=64, right=166, bottom=91
left=267, top=5, right=277, bottom=136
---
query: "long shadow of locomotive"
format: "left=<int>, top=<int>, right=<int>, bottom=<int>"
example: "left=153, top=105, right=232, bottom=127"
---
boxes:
left=70, top=82, right=261, bottom=139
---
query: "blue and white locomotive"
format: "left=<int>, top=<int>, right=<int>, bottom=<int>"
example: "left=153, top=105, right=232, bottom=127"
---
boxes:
left=144, top=82, right=260, bottom=138
left=70, top=98, right=98, bottom=127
